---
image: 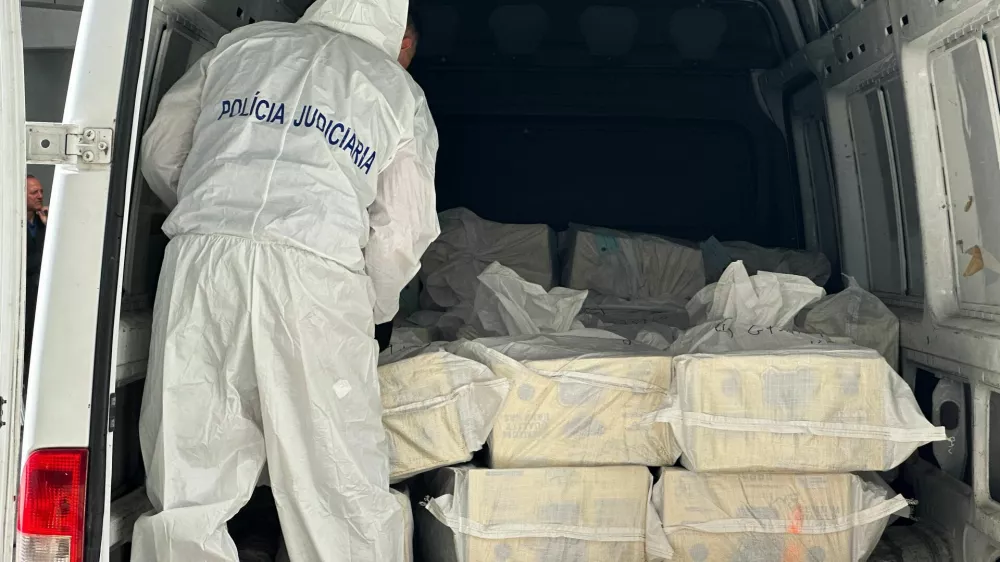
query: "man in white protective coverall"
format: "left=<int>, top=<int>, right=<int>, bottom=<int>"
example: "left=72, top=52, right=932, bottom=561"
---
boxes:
left=130, top=0, right=440, bottom=559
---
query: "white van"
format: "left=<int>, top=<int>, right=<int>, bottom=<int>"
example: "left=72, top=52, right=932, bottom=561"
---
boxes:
left=5, top=0, right=1000, bottom=559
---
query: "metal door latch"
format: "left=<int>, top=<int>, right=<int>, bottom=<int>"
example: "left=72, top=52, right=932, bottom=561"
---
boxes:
left=25, top=122, right=113, bottom=167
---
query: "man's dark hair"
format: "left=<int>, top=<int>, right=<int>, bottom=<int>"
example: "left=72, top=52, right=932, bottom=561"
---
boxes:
left=26, top=174, right=37, bottom=180
left=406, top=11, right=420, bottom=43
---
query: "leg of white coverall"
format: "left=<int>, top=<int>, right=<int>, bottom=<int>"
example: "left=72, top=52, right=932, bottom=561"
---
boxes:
left=252, top=244, right=403, bottom=562
left=132, top=235, right=267, bottom=562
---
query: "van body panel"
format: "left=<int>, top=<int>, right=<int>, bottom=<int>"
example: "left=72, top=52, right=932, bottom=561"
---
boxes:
left=1, top=2, right=28, bottom=558
left=21, top=0, right=1000, bottom=559
left=18, top=0, right=155, bottom=558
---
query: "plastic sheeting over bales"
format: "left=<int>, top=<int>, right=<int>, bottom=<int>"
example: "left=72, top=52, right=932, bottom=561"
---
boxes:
left=671, top=261, right=829, bottom=355
left=701, top=236, right=831, bottom=286
left=685, top=261, right=825, bottom=329
left=563, top=225, right=706, bottom=300
left=420, top=208, right=557, bottom=311
left=470, top=262, right=588, bottom=337
left=803, top=276, right=900, bottom=370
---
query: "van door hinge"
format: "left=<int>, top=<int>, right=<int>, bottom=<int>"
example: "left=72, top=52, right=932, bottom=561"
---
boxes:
left=25, top=122, right=114, bottom=167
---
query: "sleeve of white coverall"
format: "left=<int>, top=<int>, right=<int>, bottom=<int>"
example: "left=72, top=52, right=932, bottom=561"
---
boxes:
left=140, top=50, right=214, bottom=210
left=365, top=99, right=441, bottom=324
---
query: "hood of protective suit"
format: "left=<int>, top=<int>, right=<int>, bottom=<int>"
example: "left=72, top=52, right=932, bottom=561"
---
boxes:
left=299, top=0, right=408, bottom=59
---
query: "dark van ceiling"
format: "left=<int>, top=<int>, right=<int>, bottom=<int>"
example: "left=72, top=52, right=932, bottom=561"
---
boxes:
left=411, top=0, right=785, bottom=70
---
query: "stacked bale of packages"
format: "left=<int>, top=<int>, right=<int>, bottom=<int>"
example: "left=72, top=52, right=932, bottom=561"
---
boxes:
left=380, top=210, right=944, bottom=561
left=644, top=262, right=945, bottom=561
left=416, top=334, right=678, bottom=560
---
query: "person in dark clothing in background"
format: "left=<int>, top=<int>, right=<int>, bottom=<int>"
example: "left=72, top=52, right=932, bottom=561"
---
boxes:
left=24, top=174, right=47, bottom=382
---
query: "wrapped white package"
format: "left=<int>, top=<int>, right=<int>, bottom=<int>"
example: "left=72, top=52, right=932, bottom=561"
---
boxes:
left=563, top=225, right=706, bottom=300
left=858, top=471, right=912, bottom=524
left=378, top=344, right=511, bottom=482
left=575, top=316, right=681, bottom=350
left=577, top=294, right=691, bottom=328
left=400, top=308, right=472, bottom=342
left=420, top=465, right=664, bottom=562
left=378, top=312, right=448, bottom=361
left=668, top=318, right=848, bottom=355
left=804, top=276, right=901, bottom=371
left=657, top=347, right=947, bottom=472
left=701, top=236, right=832, bottom=286
left=576, top=320, right=683, bottom=350
left=389, top=325, right=436, bottom=348
left=471, top=262, right=589, bottom=337
left=420, top=208, right=556, bottom=310
left=649, top=468, right=909, bottom=562
left=619, top=324, right=681, bottom=350
left=576, top=295, right=687, bottom=350
left=448, top=334, right=679, bottom=468
left=686, top=261, right=825, bottom=329
left=671, top=261, right=830, bottom=355
left=378, top=340, right=449, bottom=365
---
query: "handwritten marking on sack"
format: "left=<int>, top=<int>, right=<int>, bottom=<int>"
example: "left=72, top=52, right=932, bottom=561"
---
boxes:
left=712, top=321, right=834, bottom=345
left=216, top=93, right=377, bottom=175
left=714, top=322, right=735, bottom=338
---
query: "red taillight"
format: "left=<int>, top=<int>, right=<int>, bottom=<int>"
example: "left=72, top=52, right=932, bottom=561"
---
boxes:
left=17, top=449, right=88, bottom=562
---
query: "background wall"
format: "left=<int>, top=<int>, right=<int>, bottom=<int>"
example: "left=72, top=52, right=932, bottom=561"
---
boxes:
left=410, top=0, right=803, bottom=248
left=22, top=4, right=81, bottom=202
left=24, top=49, right=74, bottom=199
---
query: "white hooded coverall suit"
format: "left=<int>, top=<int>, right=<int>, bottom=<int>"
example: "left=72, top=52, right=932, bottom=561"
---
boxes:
left=130, top=0, right=440, bottom=559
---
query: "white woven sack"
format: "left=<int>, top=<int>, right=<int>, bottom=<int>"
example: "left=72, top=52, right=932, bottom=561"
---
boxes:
left=655, top=347, right=947, bottom=472
left=471, top=262, right=588, bottom=337
left=378, top=345, right=511, bottom=482
left=685, top=261, right=825, bottom=330
left=421, top=465, right=667, bottom=562
left=420, top=208, right=556, bottom=310
left=701, top=236, right=832, bottom=286
left=449, top=334, right=679, bottom=468
left=648, top=469, right=909, bottom=562
left=671, top=261, right=832, bottom=355
left=804, top=275, right=900, bottom=371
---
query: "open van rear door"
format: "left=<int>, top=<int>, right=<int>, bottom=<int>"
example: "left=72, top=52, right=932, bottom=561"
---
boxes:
left=17, top=0, right=155, bottom=559
left=0, top=2, right=28, bottom=559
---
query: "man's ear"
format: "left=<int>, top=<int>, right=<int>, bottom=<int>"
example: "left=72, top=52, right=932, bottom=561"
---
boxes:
left=400, top=35, right=414, bottom=52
